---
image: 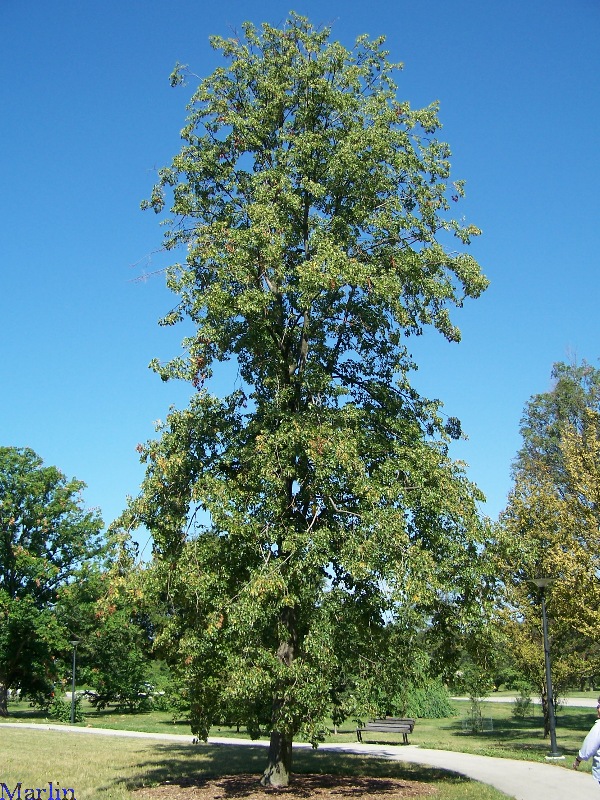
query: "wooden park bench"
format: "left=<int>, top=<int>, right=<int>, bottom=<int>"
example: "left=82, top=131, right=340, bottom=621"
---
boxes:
left=356, top=717, right=415, bottom=745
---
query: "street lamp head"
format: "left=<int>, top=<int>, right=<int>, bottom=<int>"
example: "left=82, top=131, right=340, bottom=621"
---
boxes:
left=531, top=577, right=556, bottom=589
left=69, top=638, right=80, bottom=648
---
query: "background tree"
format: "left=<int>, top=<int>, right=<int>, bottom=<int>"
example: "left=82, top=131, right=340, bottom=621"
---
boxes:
left=516, top=360, right=600, bottom=494
left=497, top=468, right=591, bottom=732
left=555, top=407, right=600, bottom=644
left=124, top=15, right=489, bottom=786
left=0, top=447, right=104, bottom=716
left=56, top=534, right=154, bottom=712
left=497, top=361, right=600, bottom=731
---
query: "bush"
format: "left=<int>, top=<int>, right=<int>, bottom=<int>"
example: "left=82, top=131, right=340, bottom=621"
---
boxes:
left=150, top=691, right=173, bottom=713
left=512, top=684, right=533, bottom=719
left=153, top=683, right=191, bottom=722
left=49, top=695, right=84, bottom=723
left=393, top=679, right=454, bottom=718
left=29, top=693, right=85, bottom=723
left=86, top=610, right=150, bottom=712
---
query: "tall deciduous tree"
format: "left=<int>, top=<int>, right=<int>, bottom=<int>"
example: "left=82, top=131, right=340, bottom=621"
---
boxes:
left=516, top=361, right=600, bottom=495
left=0, top=447, right=104, bottom=716
left=56, top=535, right=153, bottom=712
left=503, top=361, right=600, bottom=616
left=125, top=15, right=489, bottom=785
left=497, top=362, right=600, bottom=729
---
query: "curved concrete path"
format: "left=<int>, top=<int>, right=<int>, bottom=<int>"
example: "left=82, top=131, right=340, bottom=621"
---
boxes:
left=452, top=695, right=600, bottom=708
left=1, top=723, right=599, bottom=800
left=312, top=741, right=598, bottom=800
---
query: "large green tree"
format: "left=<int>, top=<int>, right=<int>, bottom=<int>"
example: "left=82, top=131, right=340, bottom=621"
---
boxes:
left=497, top=361, right=600, bottom=730
left=516, top=361, right=600, bottom=494
left=124, top=15, right=490, bottom=785
left=56, top=535, right=153, bottom=712
left=0, top=447, right=104, bottom=716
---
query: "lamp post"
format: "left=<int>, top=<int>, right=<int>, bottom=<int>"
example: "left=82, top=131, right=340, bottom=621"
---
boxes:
left=531, top=578, right=562, bottom=759
left=69, top=638, right=80, bottom=725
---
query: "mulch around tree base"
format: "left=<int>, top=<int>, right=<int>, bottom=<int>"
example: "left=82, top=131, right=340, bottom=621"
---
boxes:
left=132, top=774, right=437, bottom=800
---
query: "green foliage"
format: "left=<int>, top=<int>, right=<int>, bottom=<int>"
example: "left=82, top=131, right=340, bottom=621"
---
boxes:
left=126, top=13, right=490, bottom=783
left=141, top=661, right=184, bottom=716
left=516, top=361, right=600, bottom=489
left=393, top=678, right=454, bottom=718
left=451, top=662, right=490, bottom=729
left=76, top=538, right=153, bottom=712
left=48, top=695, right=84, bottom=723
left=0, top=447, right=104, bottom=714
left=454, top=663, right=494, bottom=700
left=511, top=685, right=533, bottom=719
left=451, top=662, right=493, bottom=733
left=494, top=361, right=600, bottom=736
left=26, top=689, right=85, bottom=723
left=497, top=362, right=600, bottom=712
left=86, top=607, right=151, bottom=712
left=0, top=595, right=65, bottom=704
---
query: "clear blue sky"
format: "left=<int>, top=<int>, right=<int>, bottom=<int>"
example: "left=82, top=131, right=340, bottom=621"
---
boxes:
left=2, top=0, right=599, bottom=551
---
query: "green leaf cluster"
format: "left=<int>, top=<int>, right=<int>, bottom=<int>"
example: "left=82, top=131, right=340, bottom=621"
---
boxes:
left=495, top=361, right=600, bottom=728
left=0, top=447, right=104, bottom=714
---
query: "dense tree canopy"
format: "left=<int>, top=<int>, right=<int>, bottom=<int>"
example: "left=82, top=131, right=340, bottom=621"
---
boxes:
left=124, top=15, right=490, bottom=785
left=502, top=362, right=600, bottom=611
left=497, top=361, right=600, bottom=727
left=0, top=447, right=104, bottom=715
left=55, top=534, right=154, bottom=713
left=516, top=361, right=600, bottom=495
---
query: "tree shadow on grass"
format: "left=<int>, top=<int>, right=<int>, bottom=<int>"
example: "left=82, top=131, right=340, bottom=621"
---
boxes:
left=554, top=711, right=595, bottom=732
left=439, top=709, right=592, bottom=757
left=103, top=742, right=475, bottom=797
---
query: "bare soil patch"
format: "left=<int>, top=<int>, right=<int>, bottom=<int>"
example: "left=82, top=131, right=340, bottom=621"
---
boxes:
left=132, top=773, right=437, bottom=800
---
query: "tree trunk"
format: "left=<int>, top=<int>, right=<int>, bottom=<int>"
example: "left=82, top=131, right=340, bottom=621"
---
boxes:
left=0, top=684, right=8, bottom=718
left=540, top=687, right=553, bottom=738
left=540, top=688, right=548, bottom=737
left=261, top=614, right=297, bottom=788
left=261, top=729, right=293, bottom=787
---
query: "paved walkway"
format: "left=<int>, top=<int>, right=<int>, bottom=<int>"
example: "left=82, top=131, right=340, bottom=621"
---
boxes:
left=452, top=695, right=600, bottom=708
left=312, top=741, right=599, bottom=800
left=1, top=722, right=599, bottom=800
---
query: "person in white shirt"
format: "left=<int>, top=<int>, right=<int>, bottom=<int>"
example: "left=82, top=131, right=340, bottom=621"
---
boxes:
left=573, top=699, right=600, bottom=783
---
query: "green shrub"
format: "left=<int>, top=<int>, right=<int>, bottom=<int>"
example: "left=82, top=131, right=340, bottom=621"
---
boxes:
left=158, top=683, right=191, bottom=722
left=27, top=691, right=84, bottom=723
left=512, top=684, right=533, bottom=719
left=392, top=679, right=454, bottom=718
left=48, top=695, right=84, bottom=723
left=87, top=609, right=150, bottom=712
left=150, top=691, right=173, bottom=713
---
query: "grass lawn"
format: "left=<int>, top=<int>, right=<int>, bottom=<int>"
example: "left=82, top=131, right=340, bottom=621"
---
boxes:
left=0, top=701, right=595, bottom=798
left=0, top=726, right=508, bottom=800
left=405, top=700, right=594, bottom=765
left=3, top=696, right=596, bottom=769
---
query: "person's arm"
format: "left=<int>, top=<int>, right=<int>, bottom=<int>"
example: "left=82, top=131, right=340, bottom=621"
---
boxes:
left=574, top=721, right=600, bottom=768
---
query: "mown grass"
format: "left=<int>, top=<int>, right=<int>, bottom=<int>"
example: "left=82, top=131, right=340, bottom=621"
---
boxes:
left=4, top=692, right=598, bottom=793
left=0, top=726, right=507, bottom=800
left=405, top=701, right=592, bottom=767
left=4, top=695, right=596, bottom=769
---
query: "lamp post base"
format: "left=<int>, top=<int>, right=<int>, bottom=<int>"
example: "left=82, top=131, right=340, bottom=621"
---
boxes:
left=545, top=753, right=565, bottom=761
